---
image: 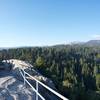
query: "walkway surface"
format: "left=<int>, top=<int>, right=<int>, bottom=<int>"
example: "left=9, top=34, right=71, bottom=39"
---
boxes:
left=0, top=71, right=35, bottom=100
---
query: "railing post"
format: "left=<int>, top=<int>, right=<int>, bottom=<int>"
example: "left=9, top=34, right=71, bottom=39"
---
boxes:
left=24, top=70, right=25, bottom=86
left=36, top=81, right=38, bottom=100
left=19, top=67, right=68, bottom=100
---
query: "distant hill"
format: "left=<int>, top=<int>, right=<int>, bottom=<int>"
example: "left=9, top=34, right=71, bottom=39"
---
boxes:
left=0, top=40, right=100, bottom=50
left=85, top=40, right=100, bottom=46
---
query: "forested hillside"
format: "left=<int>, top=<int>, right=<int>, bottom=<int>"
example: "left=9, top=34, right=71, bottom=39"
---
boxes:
left=0, top=45, right=100, bottom=100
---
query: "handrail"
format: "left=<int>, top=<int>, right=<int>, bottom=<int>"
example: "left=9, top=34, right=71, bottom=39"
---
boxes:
left=19, top=68, right=68, bottom=100
left=19, top=68, right=45, bottom=100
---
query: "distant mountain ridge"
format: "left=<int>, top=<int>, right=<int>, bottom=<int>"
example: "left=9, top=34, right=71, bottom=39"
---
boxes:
left=70, top=40, right=100, bottom=46
left=85, top=40, right=100, bottom=46
left=0, top=40, right=100, bottom=49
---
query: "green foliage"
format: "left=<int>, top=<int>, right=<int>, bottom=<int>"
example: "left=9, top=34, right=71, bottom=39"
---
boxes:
left=35, top=56, right=45, bottom=68
left=1, top=45, right=100, bottom=100
left=63, top=80, right=72, bottom=88
left=97, top=54, right=100, bottom=59
left=96, top=74, right=100, bottom=91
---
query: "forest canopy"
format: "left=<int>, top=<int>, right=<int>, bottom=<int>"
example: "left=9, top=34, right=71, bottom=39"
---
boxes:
left=0, top=44, right=100, bottom=100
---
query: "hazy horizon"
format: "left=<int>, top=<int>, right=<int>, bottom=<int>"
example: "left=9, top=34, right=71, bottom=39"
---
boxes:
left=0, top=0, right=100, bottom=47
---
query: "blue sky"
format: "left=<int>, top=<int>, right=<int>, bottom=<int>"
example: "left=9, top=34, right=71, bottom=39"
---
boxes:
left=0, top=0, right=100, bottom=47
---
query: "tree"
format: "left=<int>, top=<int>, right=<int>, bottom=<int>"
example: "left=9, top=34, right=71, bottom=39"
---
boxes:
left=35, top=56, right=45, bottom=68
left=96, top=74, right=100, bottom=91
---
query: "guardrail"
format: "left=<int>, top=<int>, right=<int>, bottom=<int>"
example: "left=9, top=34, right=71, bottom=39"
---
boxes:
left=19, top=68, right=68, bottom=100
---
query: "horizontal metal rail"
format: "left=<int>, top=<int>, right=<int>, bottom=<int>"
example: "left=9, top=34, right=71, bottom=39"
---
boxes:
left=19, top=68, right=68, bottom=100
left=19, top=68, right=45, bottom=100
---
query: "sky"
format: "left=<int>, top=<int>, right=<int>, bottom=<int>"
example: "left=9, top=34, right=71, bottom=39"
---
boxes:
left=0, top=0, right=100, bottom=47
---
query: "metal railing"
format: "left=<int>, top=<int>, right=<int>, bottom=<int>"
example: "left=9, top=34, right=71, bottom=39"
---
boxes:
left=19, top=68, right=68, bottom=100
